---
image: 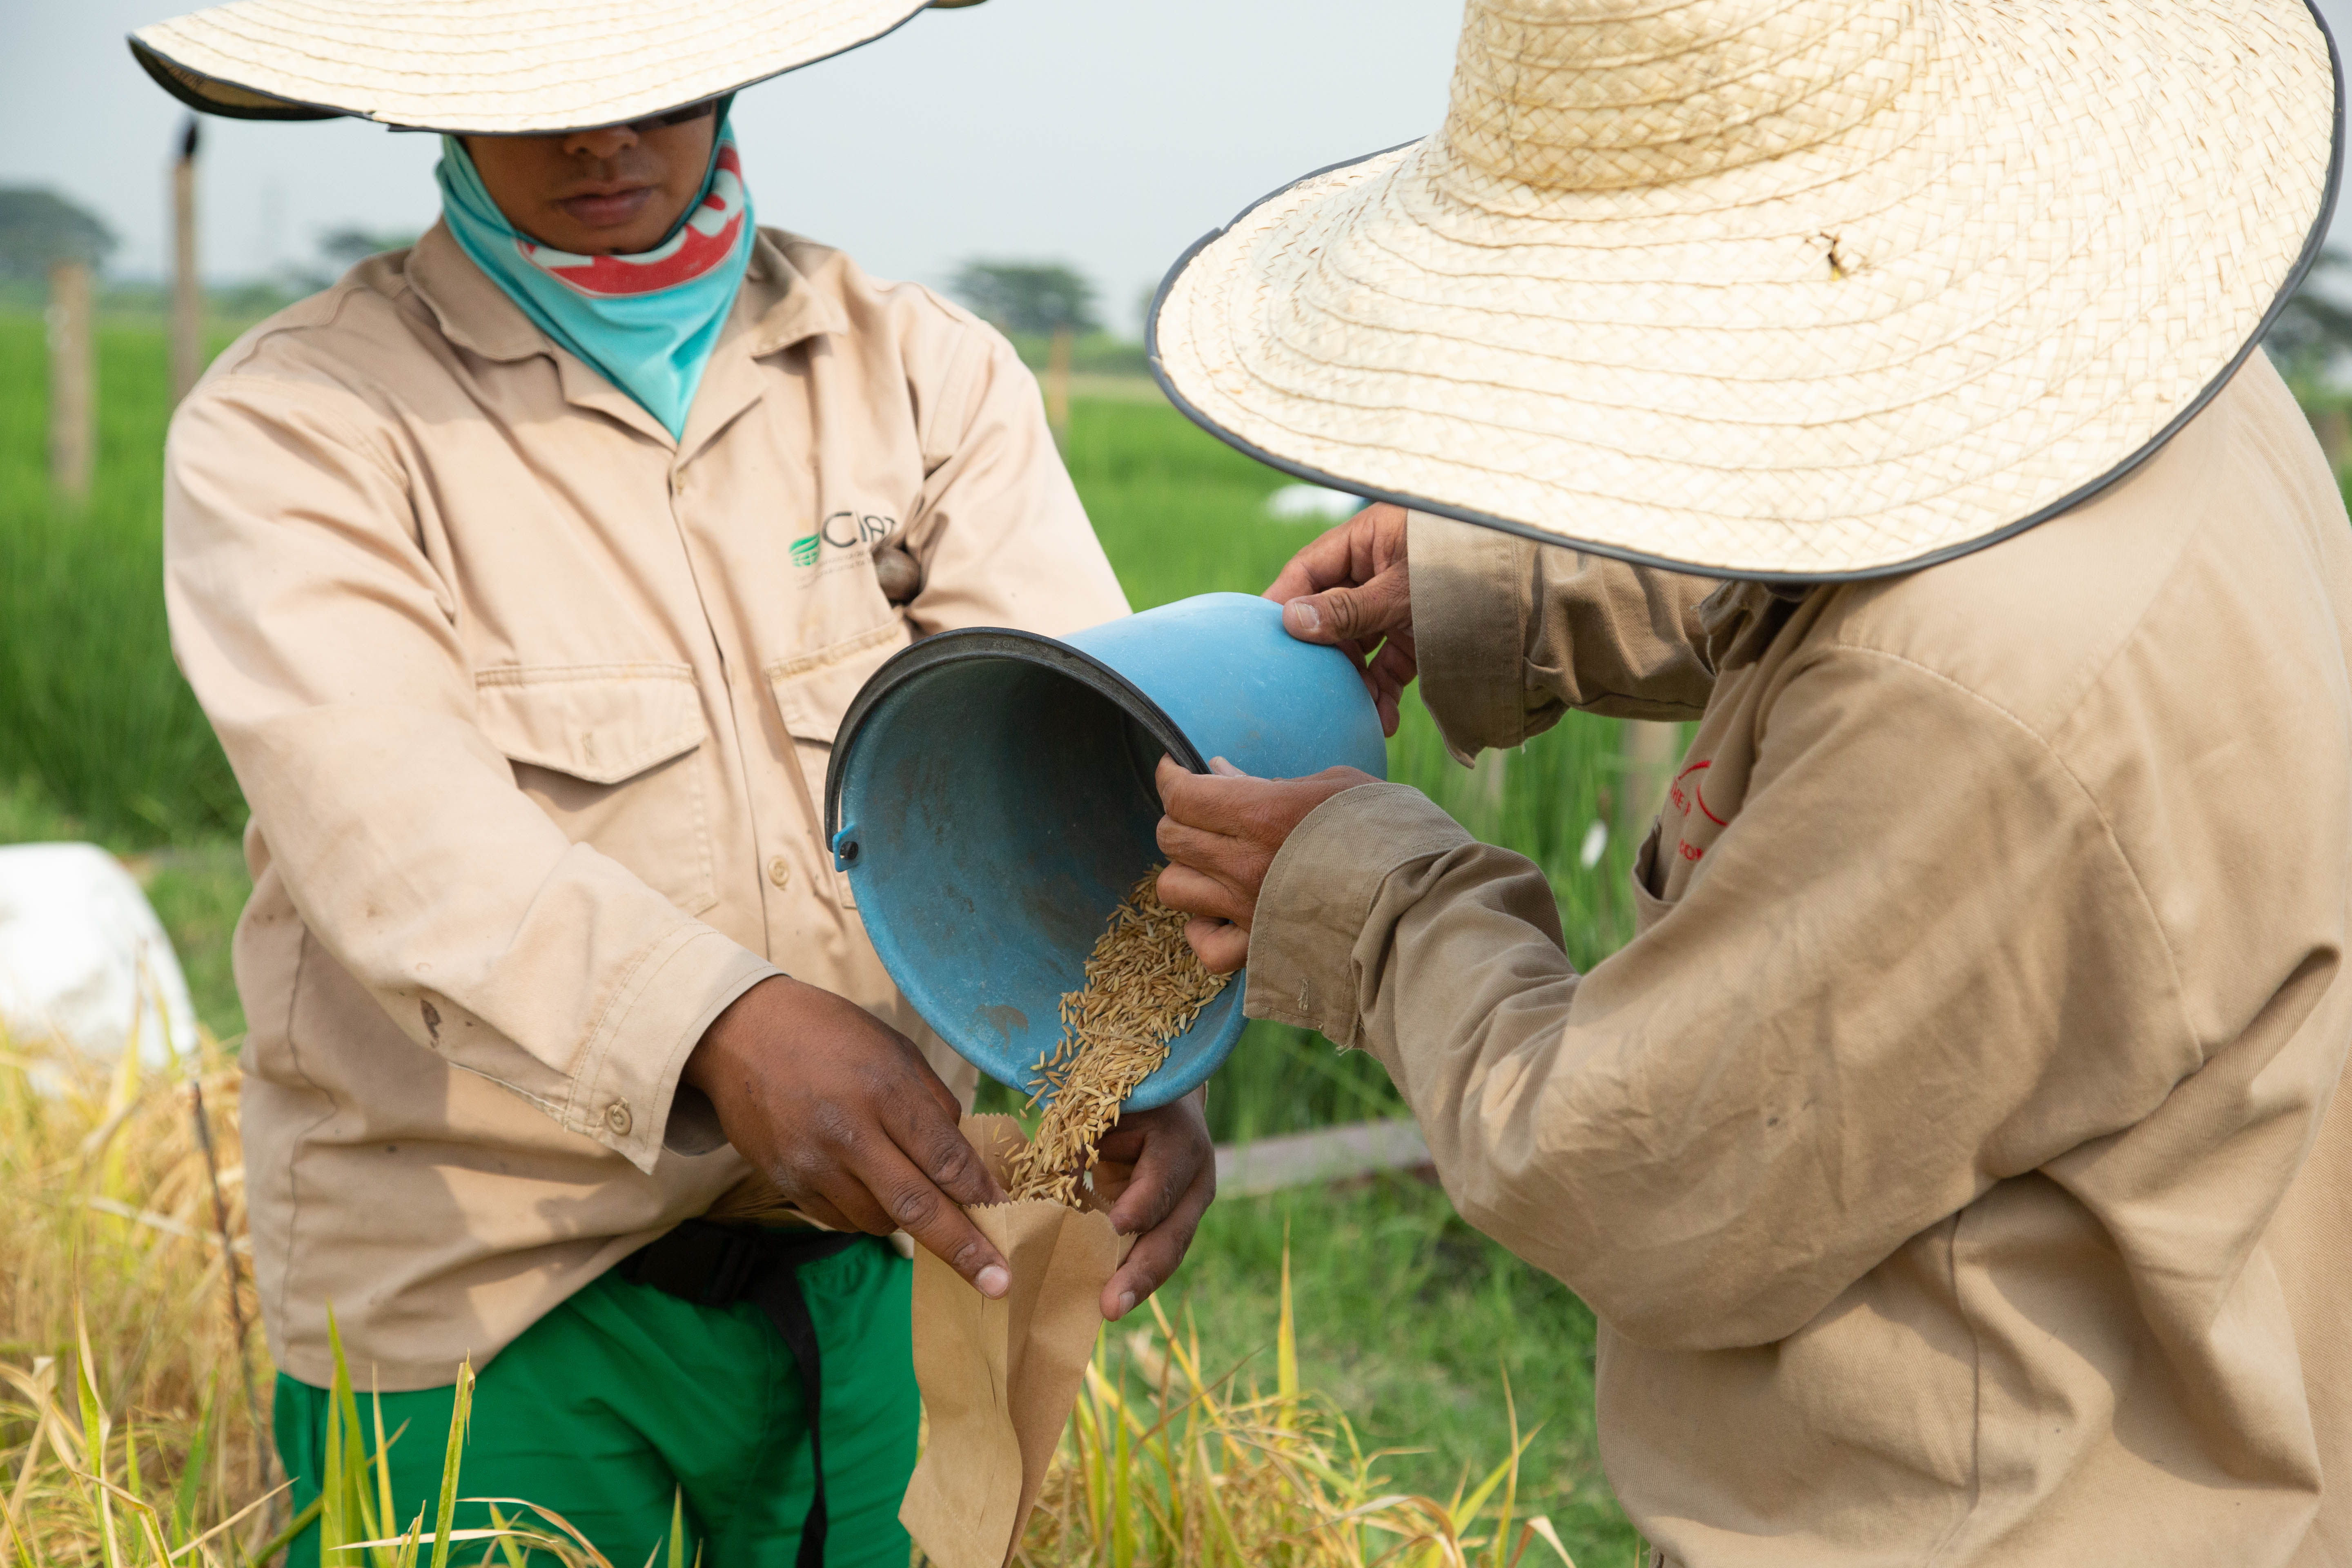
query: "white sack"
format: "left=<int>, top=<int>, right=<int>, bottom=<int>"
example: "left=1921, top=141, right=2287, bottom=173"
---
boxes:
left=0, top=842, right=198, bottom=1067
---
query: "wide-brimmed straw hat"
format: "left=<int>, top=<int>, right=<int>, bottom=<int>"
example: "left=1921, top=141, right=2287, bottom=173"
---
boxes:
left=1151, top=0, right=2343, bottom=581
left=131, top=0, right=983, bottom=136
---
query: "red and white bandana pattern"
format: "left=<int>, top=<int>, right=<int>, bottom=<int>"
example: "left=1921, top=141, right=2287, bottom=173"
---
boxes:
left=519, top=142, right=749, bottom=298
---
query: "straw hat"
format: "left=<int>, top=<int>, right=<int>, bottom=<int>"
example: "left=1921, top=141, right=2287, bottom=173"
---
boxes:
left=130, top=0, right=983, bottom=135
left=1151, top=0, right=2343, bottom=581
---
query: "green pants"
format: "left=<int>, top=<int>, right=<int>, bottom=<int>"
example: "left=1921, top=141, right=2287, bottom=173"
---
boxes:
left=275, top=1236, right=917, bottom=1568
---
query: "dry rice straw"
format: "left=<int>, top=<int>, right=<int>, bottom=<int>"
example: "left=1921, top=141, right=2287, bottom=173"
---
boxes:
left=1004, top=868, right=1227, bottom=1206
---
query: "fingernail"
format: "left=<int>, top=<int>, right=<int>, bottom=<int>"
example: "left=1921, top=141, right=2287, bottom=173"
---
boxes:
left=1285, top=600, right=1321, bottom=637
left=977, top=1264, right=1010, bottom=1298
left=1117, top=1291, right=1137, bottom=1319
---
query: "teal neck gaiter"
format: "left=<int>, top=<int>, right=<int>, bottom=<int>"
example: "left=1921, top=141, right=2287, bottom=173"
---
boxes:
left=435, top=120, right=753, bottom=438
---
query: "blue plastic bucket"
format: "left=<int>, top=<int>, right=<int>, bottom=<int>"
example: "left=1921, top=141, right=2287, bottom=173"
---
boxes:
left=823, top=592, right=1387, bottom=1110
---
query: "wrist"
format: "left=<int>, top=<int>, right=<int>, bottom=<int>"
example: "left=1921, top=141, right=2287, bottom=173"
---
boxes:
left=684, top=973, right=794, bottom=1095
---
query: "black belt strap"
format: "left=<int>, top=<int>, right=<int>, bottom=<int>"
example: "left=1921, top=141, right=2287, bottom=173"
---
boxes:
left=617, top=1219, right=866, bottom=1568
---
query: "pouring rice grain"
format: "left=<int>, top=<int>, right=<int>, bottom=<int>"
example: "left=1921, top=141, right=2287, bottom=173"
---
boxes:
left=1004, top=869, right=1226, bottom=1206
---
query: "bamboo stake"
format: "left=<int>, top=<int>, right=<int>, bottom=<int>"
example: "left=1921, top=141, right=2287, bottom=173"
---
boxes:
left=46, top=260, right=94, bottom=498
left=171, top=117, right=203, bottom=406
left=1046, top=321, right=1073, bottom=443
left=190, top=1080, right=271, bottom=1494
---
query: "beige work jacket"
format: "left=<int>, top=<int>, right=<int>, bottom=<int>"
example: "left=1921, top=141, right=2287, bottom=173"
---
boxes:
left=1247, top=355, right=2352, bottom=1566
left=164, top=223, right=1128, bottom=1388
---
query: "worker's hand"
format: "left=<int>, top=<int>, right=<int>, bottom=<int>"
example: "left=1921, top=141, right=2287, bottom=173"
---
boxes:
left=1154, top=755, right=1380, bottom=973
left=1089, top=1087, right=1215, bottom=1321
left=683, top=976, right=1012, bottom=1298
left=1264, top=502, right=1415, bottom=735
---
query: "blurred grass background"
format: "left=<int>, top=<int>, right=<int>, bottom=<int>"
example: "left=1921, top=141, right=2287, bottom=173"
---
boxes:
left=0, top=318, right=246, bottom=845
left=0, top=309, right=1641, bottom=1557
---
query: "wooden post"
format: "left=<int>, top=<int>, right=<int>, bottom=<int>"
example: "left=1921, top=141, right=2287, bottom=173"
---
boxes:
left=1045, top=322, right=1073, bottom=443
left=1615, top=719, right=1684, bottom=855
left=1463, top=747, right=1510, bottom=842
left=46, top=261, right=94, bottom=499
left=171, top=117, right=203, bottom=405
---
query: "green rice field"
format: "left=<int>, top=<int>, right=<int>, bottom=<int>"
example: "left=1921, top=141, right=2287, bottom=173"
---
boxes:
left=0, top=310, right=1641, bottom=1557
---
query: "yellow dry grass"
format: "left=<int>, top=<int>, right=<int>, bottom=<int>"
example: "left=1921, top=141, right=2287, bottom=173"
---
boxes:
left=0, top=1029, right=274, bottom=1568
left=1017, top=1252, right=1579, bottom=1568
left=1, top=1023, right=1579, bottom=1568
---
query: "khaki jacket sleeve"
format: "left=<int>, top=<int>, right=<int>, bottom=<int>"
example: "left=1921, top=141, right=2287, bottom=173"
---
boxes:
left=165, top=378, right=777, bottom=1174
left=1408, top=512, right=1718, bottom=755
left=896, top=320, right=1130, bottom=638
left=1245, top=648, right=2195, bottom=1350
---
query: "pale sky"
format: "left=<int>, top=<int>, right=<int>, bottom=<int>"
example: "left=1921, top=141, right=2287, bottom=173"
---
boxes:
left=4, top=0, right=2349, bottom=336
left=0, top=0, right=1462, bottom=334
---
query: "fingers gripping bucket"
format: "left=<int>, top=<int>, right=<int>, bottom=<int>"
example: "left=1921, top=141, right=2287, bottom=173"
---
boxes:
left=823, top=592, right=1388, bottom=1110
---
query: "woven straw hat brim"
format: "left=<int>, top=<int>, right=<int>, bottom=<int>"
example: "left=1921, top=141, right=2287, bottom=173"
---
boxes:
left=129, top=0, right=950, bottom=134
left=1151, top=0, right=2344, bottom=582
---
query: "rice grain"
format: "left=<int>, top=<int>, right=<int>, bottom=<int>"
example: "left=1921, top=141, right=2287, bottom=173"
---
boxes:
left=1004, top=868, right=1227, bottom=1206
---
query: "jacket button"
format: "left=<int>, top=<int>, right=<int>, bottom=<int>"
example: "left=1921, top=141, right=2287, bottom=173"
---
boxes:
left=604, top=1101, right=633, bottom=1136
left=768, top=856, right=792, bottom=889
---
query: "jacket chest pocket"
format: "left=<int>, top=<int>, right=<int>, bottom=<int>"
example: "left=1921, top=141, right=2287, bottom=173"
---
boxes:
left=475, top=664, right=717, bottom=916
left=765, top=621, right=913, bottom=907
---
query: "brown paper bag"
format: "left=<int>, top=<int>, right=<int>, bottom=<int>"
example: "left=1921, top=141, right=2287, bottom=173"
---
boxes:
left=900, top=1114, right=1133, bottom=1568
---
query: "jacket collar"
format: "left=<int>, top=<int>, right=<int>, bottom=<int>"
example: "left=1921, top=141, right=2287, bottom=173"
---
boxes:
left=679, top=230, right=849, bottom=461
left=405, top=220, right=849, bottom=450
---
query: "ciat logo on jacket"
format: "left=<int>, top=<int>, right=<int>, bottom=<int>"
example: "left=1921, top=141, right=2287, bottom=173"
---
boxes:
left=791, top=511, right=898, bottom=568
left=1667, top=759, right=1727, bottom=863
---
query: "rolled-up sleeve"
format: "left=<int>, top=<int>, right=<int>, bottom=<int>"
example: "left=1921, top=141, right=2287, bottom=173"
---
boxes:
left=1409, top=512, right=1719, bottom=758
left=165, top=378, right=776, bottom=1173
left=1247, top=645, right=2195, bottom=1350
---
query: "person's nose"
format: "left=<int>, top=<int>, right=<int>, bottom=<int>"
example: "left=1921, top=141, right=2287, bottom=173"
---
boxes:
left=561, top=125, right=639, bottom=161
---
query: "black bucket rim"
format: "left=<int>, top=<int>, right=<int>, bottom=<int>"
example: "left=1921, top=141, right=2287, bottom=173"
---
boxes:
left=822, top=626, right=1210, bottom=852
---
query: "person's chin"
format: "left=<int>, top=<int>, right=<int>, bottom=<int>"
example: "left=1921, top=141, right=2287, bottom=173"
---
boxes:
left=551, top=193, right=666, bottom=254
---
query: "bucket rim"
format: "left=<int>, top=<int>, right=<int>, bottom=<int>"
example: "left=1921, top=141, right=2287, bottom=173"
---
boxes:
left=821, top=625, right=1211, bottom=852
